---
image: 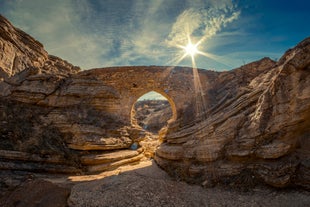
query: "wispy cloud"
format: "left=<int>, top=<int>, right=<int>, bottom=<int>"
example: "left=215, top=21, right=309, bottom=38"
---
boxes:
left=1, top=0, right=242, bottom=70
left=165, top=0, right=241, bottom=68
left=2, top=0, right=108, bottom=69
left=1, top=0, right=307, bottom=71
left=98, top=0, right=175, bottom=66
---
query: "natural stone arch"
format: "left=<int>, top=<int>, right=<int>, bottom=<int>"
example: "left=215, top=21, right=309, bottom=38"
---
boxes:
left=36, top=66, right=207, bottom=151
left=130, top=90, right=177, bottom=127
left=83, top=66, right=198, bottom=125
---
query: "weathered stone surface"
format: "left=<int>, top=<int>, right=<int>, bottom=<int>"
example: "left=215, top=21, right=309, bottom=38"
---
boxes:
left=0, top=15, right=79, bottom=78
left=86, top=154, right=145, bottom=173
left=0, top=179, right=70, bottom=207
left=0, top=150, right=67, bottom=164
left=155, top=37, right=310, bottom=188
left=195, top=143, right=223, bottom=162
left=81, top=149, right=143, bottom=165
left=255, top=140, right=291, bottom=159
left=254, top=160, right=298, bottom=188
left=156, top=143, right=184, bottom=160
left=68, top=136, right=133, bottom=151
left=0, top=149, right=81, bottom=174
left=0, top=161, right=81, bottom=174
left=0, top=81, right=11, bottom=96
left=133, top=100, right=173, bottom=133
left=0, top=16, right=47, bottom=77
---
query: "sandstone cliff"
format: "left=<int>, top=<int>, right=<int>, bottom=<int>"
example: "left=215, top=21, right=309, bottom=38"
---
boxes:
left=155, top=38, right=310, bottom=189
left=0, top=15, right=149, bottom=174
left=0, top=15, right=80, bottom=79
left=0, top=15, right=309, bottom=189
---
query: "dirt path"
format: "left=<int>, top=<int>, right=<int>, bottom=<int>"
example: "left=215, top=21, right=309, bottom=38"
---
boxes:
left=1, top=160, right=309, bottom=207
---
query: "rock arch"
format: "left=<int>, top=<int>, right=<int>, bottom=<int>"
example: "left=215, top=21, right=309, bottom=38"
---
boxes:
left=26, top=65, right=208, bottom=152
left=73, top=66, right=201, bottom=126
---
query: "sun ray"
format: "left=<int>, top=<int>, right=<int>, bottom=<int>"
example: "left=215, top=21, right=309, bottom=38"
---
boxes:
left=166, top=52, right=188, bottom=66
left=196, top=51, right=234, bottom=68
left=166, top=34, right=214, bottom=118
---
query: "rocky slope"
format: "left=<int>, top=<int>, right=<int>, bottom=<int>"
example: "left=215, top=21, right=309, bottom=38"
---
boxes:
left=0, top=14, right=309, bottom=191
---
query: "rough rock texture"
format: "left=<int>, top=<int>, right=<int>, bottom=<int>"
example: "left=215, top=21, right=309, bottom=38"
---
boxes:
left=0, top=15, right=309, bottom=190
left=0, top=16, right=47, bottom=78
left=0, top=15, right=164, bottom=173
left=0, top=15, right=79, bottom=79
left=0, top=179, right=70, bottom=207
left=155, top=38, right=310, bottom=189
left=133, top=100, right=173, bottom=133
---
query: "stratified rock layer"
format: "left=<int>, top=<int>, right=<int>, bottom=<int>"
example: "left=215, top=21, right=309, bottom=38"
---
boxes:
left=155, top=38, right=310, bottom=189
left=0, top=15, right=309, bottom=189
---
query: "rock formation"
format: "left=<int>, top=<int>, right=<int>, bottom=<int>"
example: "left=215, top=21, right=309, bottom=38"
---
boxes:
left=155, top=39, right=310, bottom=189
left=133, top=100, right=173, bottom=133
left=0, top=15, right=309, bottom=189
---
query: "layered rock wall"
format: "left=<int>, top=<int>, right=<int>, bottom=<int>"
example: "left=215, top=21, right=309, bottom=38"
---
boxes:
left=155, top=38, right=310, bottom=189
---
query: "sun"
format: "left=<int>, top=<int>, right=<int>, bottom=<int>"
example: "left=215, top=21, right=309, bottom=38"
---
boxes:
left=168, top=35, right=209, bottom=68
left=185, top=42, right=198, bottom=57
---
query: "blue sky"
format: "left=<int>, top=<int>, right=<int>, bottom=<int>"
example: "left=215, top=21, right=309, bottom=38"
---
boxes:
left=1, top=0, right=309, bottom=71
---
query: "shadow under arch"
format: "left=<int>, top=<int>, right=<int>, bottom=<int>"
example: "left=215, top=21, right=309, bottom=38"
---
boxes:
left=130, top=90, right=177, bottom=127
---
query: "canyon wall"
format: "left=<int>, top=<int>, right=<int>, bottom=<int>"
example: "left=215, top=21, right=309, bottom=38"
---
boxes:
left=155, top=39, right=310, bottom=189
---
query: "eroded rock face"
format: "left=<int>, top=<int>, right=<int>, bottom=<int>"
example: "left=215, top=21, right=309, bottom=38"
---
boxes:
left=0, top=15, right=79, bottom=79
left=155, top=38, right=310, bottom=189
left=0, top=16, right=47, bottom=78
left=0, top=15, right=309, bottom=189
left=133, top=100, right=173, bottom=133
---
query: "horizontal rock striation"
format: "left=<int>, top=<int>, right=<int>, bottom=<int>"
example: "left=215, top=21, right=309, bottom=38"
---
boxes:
left=0, top=15, right=151, bottom=173
left=155, top=37, right=310, bottom=189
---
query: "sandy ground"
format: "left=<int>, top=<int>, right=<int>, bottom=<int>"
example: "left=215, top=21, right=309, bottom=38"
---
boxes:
left=1, top=159, right=309, bottom=207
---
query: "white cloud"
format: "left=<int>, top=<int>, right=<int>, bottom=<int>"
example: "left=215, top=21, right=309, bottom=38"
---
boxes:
left=1, top=0, right=242, bottom=70
left=166, top=8, right=203, bottom=46
left=163, top=0, right=241, bottom=69
left=101, top=0, right=174, bottom=66
left=166, top=1, right=240, bottom=47
left=5, top=0, right=133, bottom=69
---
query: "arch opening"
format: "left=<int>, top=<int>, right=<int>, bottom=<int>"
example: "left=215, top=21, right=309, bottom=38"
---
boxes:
left=131, top=91, right=176, bottom=134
